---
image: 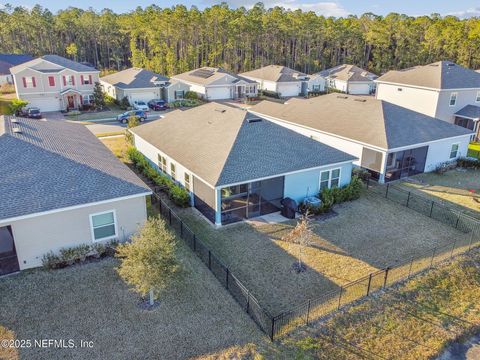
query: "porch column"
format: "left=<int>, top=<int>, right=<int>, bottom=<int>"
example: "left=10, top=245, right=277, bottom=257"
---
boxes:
left=215, top=188, right=222, bottom=226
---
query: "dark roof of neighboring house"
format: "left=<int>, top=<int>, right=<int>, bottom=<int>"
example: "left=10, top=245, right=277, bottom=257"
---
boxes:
left=376, top=61, right=480, bottom=89
left=241, top=65, right=307, bottom=82
left=0, top=54, right=34, bottom=75
left=41, top=54, right=98, bottom=72
left=0, top=116, right=150, bottom=221
left=250, top=94, right=473, bottom=150
left=455, top=105, right=480, bottom=120
left=131, top=102, right=355, bottom=187
left=101, top=68, right=169, bottom=89
left=318, top=64, right=377, bottom=82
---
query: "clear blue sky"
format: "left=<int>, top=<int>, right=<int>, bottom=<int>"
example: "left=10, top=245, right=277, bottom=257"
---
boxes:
left=2, top=0, right=480, bottom=18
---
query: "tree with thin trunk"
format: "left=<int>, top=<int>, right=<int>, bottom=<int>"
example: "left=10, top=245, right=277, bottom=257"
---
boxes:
left=116, top=217, right=179, bottom=306
left=282, top=212, right=315, bottom=272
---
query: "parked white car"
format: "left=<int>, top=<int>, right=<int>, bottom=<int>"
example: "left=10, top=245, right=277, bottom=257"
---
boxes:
left=133, top=100, right=149, bottom=111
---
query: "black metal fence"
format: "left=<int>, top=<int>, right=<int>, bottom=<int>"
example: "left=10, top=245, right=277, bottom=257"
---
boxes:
left=152, top=183, right=480, bottom=341
left=150, top=193, right=275, bottom=338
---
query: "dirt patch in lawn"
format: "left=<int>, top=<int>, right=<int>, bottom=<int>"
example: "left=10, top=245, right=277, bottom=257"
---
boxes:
left=0, top=244, right=265, bottom=360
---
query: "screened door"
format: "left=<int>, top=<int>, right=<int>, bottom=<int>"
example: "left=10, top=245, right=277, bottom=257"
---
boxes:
left=0, top=226, right=19, bottom=275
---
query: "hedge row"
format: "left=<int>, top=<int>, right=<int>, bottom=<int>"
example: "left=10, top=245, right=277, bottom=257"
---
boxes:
left=127, top=147, right=191, bottom=207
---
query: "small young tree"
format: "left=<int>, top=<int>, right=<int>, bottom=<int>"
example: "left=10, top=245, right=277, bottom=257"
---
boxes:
left=9, top=99, right=29, bottom=115
left=282, top=212, right=315, bottom=273
left=116, top=217, right=179, bottom=306
left=92, top=82, right=105, bottom=110
left=65, top=42, right=78, bottom=61
left=119, top=96, right=130, bottom=110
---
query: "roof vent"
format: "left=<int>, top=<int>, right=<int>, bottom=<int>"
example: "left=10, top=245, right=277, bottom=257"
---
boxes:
left=12, top=127, right=22, bottom=134
left=447, top=63, right=455, bottom=67
left=354, top=98, right=367, bottom=102
left=337, top=95, right=348, bottom=99
left=247, top=117, right=262, bottom=123
left=214, top=109, right=226, bottom=113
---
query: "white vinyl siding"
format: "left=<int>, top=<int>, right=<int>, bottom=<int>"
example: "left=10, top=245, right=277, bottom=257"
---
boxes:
left=89, top=210, right=117, bottom=242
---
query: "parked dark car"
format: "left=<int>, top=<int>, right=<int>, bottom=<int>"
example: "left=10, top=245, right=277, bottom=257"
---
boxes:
left=117, top=110, right=147, bottom=124
left=148, top=99, right=169, bottom=111
left=18, top=107, right=42, bottom=119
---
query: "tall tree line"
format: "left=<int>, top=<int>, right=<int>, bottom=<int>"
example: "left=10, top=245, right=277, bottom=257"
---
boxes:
left=1, top=3, right=480, bottom=75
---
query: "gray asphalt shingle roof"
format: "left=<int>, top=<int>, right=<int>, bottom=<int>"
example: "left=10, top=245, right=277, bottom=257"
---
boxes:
left=0, top=116, right=150, bottom=221
left=101, top=68, right=169, bottom=89
left=251, top=94, right=474, bottom=150
left=455, top=105, right=480, bottom=120
left=0, top=54, right=33, bottom=74
left=41, top=55, right=98, bottom=72
left=131, top=102, right=355, bottom=187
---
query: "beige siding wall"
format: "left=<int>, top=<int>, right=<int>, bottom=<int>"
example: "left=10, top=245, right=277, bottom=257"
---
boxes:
left=376, top=83, right=439, bottom=117
left=435, top=89, right=480, bottom=123
left=1, top=195, right=147, bottom=270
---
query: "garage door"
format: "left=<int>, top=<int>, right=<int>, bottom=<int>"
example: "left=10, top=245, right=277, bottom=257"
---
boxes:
left=26, top=97, right=61, bottom=112
left=129, top=91, right=158, bottom=103
left=348, top=84, right=371, bottom=95
left=206, top=87, right=231, bottom=100
left=277, top=83, right=300, bottom=97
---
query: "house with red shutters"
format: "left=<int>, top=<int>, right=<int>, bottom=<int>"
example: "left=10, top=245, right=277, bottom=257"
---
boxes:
left=10, top=55, right=99, bottom=112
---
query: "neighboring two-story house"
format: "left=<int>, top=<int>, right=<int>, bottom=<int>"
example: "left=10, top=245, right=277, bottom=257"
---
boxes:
left=316, top=64, right=378, bottom=95
left=10, top=55, right=99, bottom=112
left=376, top=61, right=480, bottom=140
left=0, top=54, right=33, bottom=85
left=171, top=67, right=258, bottom=100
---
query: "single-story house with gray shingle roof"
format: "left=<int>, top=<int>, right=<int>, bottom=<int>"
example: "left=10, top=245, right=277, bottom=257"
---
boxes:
left=0, top=54, right=34, bottom=85
left=100, top=67, right=170, bottom=104
left=250, top=94, right=474, bottom=183
left=317, top=64, right=378, bottom=95
left=130, top=102, right=356, bottom=225
left=0, top=115, right=151, bottom=275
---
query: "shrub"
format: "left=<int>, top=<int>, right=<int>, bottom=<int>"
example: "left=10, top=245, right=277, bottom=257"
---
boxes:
left=457, top=157, right=480, bottom=169
left=168, top=184, right=191, bottom=207
left=42, top=251, right=62, bottom=270
left=59, top=247, right=79, bottom=265
left=104, top=94, right=118, bottom=107
left=260, top=90, right=280, bottom=98
left=10, top=99, right=29, bottom=115
left=184, top=91, right=198, bottom=100
left=119, top=96, right=130, bottom=110
left=90, top=243, right=107, bottom=258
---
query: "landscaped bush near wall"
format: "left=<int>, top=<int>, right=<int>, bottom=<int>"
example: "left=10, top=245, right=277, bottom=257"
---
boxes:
left=458, top=157, right=480, bottom=169
left=42, top=242, right=116, bottom=270
left=127, top=147, right=191, bottom=207
left=260, top=90, right=280, bottom=99
left=300, top=176, right=363, bottom=215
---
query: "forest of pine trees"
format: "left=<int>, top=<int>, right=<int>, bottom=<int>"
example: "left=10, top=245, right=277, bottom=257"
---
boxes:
left=1, top=2, right=480, bottom=76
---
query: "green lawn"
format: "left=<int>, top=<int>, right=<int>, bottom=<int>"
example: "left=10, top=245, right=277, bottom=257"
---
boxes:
left=64, top=106, right=124, bottom=121
left=264, top=248, right=480, bottom=360
left=0, top=245, right=265, bottom=360
left=398, top=169, right=480, bottom=219
left=0, top=98, right=13, bottom=115
left=469, top=142, right=480, bottom=159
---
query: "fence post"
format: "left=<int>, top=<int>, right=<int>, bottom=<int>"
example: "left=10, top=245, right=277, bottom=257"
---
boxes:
left=193, top=234, right=196, bottom=252
left=430, top=247, right=437, bottom=268
left=159, top=197, right=162, bottom=213
left=246, top=290, right=250, bottom=314
left=226, top=267, right=229, bottom=289
left=180, top=221, right=183, bottom=238
left=455, top=216, right=460, bottom=229
left=270, top=317, right=275, bottom=341
left=337, top=286, right=344, bottom=310
left=383, top=267, right=390, bottom=288
left=366, top=273, right=372, bottom=296
left=168, top=208, right=172, bottom=225
left=385, top=183, right=390, bottom=198
left=429, top=201, right=434, bottom=218
left=406, top=192, right=411, bottom=207
left=407, top=257, right=414, bottom=279
left=208, top=250, right=212, bottom=270
left=306, top=299, right=311, bottom=325
left=468, top=231, right=474, bottom=252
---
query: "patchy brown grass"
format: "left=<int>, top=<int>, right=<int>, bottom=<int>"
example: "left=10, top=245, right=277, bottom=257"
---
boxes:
left=0, top=244, right=265, bottom=360
left=399, top=169, right=480, bottom=219
left=100, top=136, right=130, bottom=164
left=0, top=325, right=18, bottom=360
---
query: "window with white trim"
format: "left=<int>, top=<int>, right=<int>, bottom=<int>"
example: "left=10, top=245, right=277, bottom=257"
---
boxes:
left=82, top=94, right=94, bottom=105
left=320, top=168, right=341, bottom=190
left=90, top=211, right=116, bottom=241
left=157, top=154, right=167, bottom=173
left=174, top=90, right=184, bottom=99
left=170, top=162, right=176, bottom=180
left=184, top=173, right=191, bottom=191
left=476, top=91, right=480, bottom=102
left=449, top=92, right=457, bottom=106
left=450, top=143, right=459, bottom=159
left=25, top=76, right=35, bottom=88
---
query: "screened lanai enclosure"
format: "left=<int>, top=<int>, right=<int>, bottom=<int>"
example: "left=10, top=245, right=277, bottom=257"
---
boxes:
left=221, top=177, right=285, bottom=224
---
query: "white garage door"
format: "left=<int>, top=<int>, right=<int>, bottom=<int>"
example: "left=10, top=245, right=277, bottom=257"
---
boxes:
left=129, top=91, right=159, bottom=103
left=205, top=87, right=231, bottom=100
left=348, top=83, right=371, bottom=95
left=26, top=97, right=61, bottom=112
left=277, top=83, right=300, bottom=97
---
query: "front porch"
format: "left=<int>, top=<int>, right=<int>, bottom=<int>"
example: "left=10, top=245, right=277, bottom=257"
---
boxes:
left=60, top=89, right=93, bottom=111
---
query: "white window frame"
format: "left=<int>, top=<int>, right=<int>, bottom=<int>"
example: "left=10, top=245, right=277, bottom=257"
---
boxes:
left=184, top=173, right=191, bottom=192
left=170, top=162, right=176, bottom=180
left=82, top=94, right=94, bottom=105
left=89, top=210, right=117, bottom=242
left=319, top=168, right=341, bottom=190
left=386, top=153, right=396, bottom=168
left=66, top=75, right=75, bottom=86
left=476, top=91, right=480, bottom=103
left=158, top=154, right=167, bottom=173
left=450, top=143, right=459, bottom=159
left=82, top=76, right=92, bottom=85
left=25, top=76, right=34, bottom=88
left=449, top=92, right=457, bottom=107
